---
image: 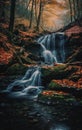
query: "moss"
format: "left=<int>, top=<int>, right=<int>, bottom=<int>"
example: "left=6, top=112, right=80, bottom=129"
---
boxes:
left=48, top=81, right=62, bottom=90
left=6, top=63, right=28, bottom=75
left=38, top=90, right=75, bottom=105
left=42, top=65, right=67, bottom=85
left=42, top=65, right=77, bottom=85
left=64, top=98, right=75, bottom=102
left=41, top=68, right=52, bottom=77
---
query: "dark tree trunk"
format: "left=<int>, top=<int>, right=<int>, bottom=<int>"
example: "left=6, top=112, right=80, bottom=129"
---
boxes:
left=34, top=0, right=38, bottom=23
left=29, top=0, right=34, bottom=29
left=69, top=0, right=73, bottom=22
left=73, top=0, right=76, bottom=21
left=36, top=0, right=42, bottom=31
left=0, top=0, right=5, bottom=22
left=9, top=0, right=16, bottom=32
left=76, top=0, right=80, bottom=19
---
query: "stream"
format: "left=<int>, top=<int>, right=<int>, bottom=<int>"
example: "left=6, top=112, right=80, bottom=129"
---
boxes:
left=0, top=32, right=82, bottom=130
left=0, top=94, right=82, bottom=130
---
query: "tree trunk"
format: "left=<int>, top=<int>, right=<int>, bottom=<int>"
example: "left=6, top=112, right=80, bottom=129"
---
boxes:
left=69, top=0, right=73, bottom=22
left=0, top=0, right=5, bottom=22
left=29, top=0, right=34, bottom=29
left=72, top=0, right=76, bottom=21
left=76, top=0, right=80, bottom=19
left=36, top=0, right=42, bottom=31
left=9, top=0, right=16, bottom=32
left=34, top=0, right=38, bottom=24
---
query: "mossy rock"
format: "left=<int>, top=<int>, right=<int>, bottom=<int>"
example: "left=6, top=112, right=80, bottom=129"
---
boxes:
left=28, top=53, right=41, bottom=61
left=6, top=63, right=28, bottom=75
left=38, top=90, right=76, bottom=105
left=21, top=56, right=36, bottom=64
left=25, top=41, right=41, bottom=55
left=48, top=80, right=62, bottom=90
left=41, top=64, right=77, bottom=85
left=42, top=65, right=66, bottom=78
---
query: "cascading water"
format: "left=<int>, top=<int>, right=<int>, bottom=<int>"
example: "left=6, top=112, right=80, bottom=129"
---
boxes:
left=37, top=32, right=66, bottom=64
left=4, top=32, right=67, bottom=99
left=4, top=66, right=43, bottom=99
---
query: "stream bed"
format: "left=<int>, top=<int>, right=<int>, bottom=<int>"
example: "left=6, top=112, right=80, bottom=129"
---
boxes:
left=0, top=75, right=82, bottom=130
left=0, top=97, right=82, bottom=130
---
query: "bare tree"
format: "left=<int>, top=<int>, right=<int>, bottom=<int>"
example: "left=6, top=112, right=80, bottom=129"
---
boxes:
left=36, top=0, right=43, bottom=31
left=29, top=0, right=34, bottom=28
left=76, top=0, right=80, bottom=19
left=69, top=0, right=73, bottom=22
left=72, top=0, right=77, bottom=21
left=0, top=0, right=7, bottom=22
left=9, top=0, right=16, bottom=32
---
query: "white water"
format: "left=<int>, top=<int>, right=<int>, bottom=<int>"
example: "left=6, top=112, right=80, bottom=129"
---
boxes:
left=38, top=32, right=66, bottom=64
left=4, top=32, right=66, bottom=99
left=5, top=66, right=43, bottom=99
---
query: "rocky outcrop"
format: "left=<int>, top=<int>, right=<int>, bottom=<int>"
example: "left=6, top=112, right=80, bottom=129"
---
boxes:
left=38, top=90, right=76, bottom=106
left=41, top=64, right=77, bottom=85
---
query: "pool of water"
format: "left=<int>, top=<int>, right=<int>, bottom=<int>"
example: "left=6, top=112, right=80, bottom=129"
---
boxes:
left=0, top=76, right=82, bottom=130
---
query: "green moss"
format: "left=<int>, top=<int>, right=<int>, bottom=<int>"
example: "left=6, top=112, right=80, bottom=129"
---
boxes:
left=41, top=68, right=52, bottom=77
left=42, top=65, right=68, bottom=85
left=6, top=63, right=28, bottom=75
left=38, top=91, right=76, bottom=105
left=42, top=65, right=77, bottom=86
left=48, top=81, right=62, bottom=90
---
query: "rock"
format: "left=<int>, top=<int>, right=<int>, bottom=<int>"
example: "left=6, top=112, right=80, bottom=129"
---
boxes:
left=41, top=64, right=77, bottom=86
left=38, top=90, right=76, bottom=106
left=28, top=53, right=41, bottom=61
left=6, top=63, right=28, bottom=75
left=25, top=41, right=41, bottom=55
left=0, top=64, right=8, bottom=73
left=48, top=80, right=62, bottom=90
left=20, top=55, right=36, bottom=64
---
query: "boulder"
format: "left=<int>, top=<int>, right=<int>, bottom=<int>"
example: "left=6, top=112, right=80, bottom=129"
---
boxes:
left=41, top=64, right=77, bottom=85
left=38, top=90, right=76, bottom=106
left=6, top=63, right=28, bottom=75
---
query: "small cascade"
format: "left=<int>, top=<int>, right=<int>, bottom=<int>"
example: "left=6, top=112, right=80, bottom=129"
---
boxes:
left=5, top=66, right=43, bottom=99
left=37, top=32, right=66, bottom=64
left=3, top=32, right=67, bottom=99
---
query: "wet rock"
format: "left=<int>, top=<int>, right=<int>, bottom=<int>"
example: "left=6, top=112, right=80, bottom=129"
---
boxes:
left=6, top=63, right=28, bottom=75
left=28, top=53, right=41, bottom=61
left=38, top=90, right=76, bottom=106
left=41, top=64, right=77, bottom=86
left=25, top=41, right=41, bottom=55
left=48, top=80, right=82, bottom=98
left=20, top=55, right=36, bottom=64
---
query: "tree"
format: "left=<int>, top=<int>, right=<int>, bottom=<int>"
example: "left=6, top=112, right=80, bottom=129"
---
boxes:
left=29, top=0, right=34, bottom=28
left=0, top=0, right=6, bottom=22
left=9, top=0, right=16, bottom=32
left=76, top=0, right=81, bottom=19
left=36, top=0, right=43, bottom=31
left=72, top=0, right=77, bottom=20
left=68, top=0, right=73, bottom=22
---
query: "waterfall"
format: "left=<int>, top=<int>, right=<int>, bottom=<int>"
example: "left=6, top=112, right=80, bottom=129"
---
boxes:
left=5, top=67, right=43, bottom=99
left=3, top=32, right=67, bottom=99
left=37, top=32, right=66, bottom=64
